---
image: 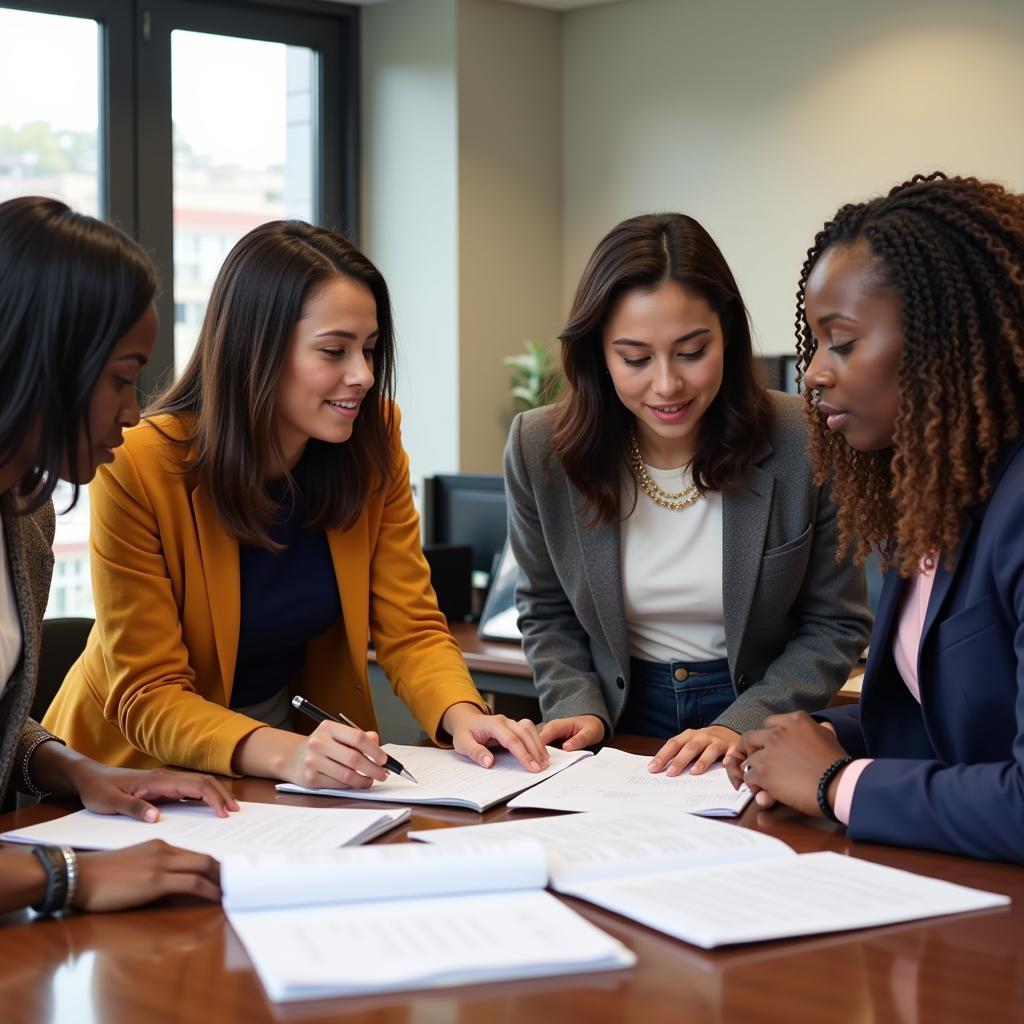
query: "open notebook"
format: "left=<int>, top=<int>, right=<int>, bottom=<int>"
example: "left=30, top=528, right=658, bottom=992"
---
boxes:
left=506, top=747, right=752, bottom=817
left=0, top=801, right=409, bottom=859
left=409, top=809, right=1011, bottom=948
left=277, top=743, right=592, bottom=812
left=221, top=840, right=635, bottom=1001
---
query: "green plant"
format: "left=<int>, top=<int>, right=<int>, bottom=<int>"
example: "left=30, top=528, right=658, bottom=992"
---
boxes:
left=504, top=339, right=562, bottom=410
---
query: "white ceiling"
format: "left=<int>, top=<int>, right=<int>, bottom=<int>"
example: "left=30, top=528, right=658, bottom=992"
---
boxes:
left=347, top=0, right=623, bottom=10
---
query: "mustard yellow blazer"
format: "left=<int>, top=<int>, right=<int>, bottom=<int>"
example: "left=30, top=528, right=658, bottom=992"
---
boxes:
left=44, top=408, right=485, bottom=775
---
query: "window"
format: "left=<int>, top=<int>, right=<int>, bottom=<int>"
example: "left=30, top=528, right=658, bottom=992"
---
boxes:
left=2, top=0, right=357, bottom=617
left=0, top=8, right=101, bottom=213
left=170, top=32, right=318, bottom=367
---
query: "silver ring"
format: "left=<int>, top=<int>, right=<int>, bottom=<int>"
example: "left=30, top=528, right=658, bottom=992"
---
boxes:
left=743, top=762, right=753, bottom=775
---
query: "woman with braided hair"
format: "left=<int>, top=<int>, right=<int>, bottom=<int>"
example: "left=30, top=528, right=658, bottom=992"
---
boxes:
left=727, top=173, right=1024, bottom=862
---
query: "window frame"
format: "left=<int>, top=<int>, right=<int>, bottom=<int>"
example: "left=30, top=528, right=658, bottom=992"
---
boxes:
left=2, top=0, right=358, bottom=389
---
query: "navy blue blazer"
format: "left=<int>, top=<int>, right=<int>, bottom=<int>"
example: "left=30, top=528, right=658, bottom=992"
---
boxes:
left=819, top=431, right=1024, bottom=862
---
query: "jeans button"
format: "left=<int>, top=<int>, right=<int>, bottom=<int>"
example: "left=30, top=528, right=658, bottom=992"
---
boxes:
left=673, top=666, right=689, bottom=683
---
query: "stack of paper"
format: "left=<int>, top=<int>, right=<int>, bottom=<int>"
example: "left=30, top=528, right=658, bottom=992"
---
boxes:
left=506, top=747, right=752, bottom=816
left=0, top=800, right=409, bottom=858
left=221, top=841, right=636, bottom=1001
left=277, top=743, right=592, bottom=811
left=409, top=810, right=1011, bottom=948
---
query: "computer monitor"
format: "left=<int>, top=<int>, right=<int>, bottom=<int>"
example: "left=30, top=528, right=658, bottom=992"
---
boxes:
left=754, top=355, right=802, bottom=395
left=780, top=354, right=801, bottom=394
left=422, top=474, right=507, bottom=580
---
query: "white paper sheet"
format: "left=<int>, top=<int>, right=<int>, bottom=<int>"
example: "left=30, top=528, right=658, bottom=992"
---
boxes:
left=559, top=851, right=1011, bottom=948
left=226, top=889, right=635, bottom=1001
left=222, top=838, right=548, bottom=911
left=506, top=748, right=751, bottom=816
left=409, top=809, right=794, bottom=886
left=0, top=801, right=408, bottom=858
left=277, top=743, right=592, bottom=811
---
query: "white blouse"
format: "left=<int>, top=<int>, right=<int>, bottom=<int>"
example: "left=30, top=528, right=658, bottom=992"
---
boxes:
left=0, top=507, right=24, bottom=698
left=620, top=463, right=727, bottom=664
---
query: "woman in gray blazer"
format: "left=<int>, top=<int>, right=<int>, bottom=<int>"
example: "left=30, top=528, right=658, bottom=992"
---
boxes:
left=504, top=212, right=871, bottom=776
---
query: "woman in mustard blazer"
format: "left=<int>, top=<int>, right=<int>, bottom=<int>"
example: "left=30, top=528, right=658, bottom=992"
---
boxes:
left=45, top=221, right=547, bottom=788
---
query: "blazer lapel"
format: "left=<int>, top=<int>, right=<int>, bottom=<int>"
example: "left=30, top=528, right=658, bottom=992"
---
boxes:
left=919, top=513, right=980, bottom=659
left=721, top=463, right=774, bottom=669
left=190, top=485, right=240, bottom=696
left=326, top=513, right=369, bottom=676
left=919, top=432, right=1024, bottom=656
left=571, top=482, right=629, bottom=674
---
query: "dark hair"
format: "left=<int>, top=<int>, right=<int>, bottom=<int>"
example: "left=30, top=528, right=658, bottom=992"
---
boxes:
left=795, top=172, right=1024, bottom=575
left=553, top=212, right=772, bottom=524
left=147, top=220, right=396, bottom=549
left=0, top=196, right=157, bottom=512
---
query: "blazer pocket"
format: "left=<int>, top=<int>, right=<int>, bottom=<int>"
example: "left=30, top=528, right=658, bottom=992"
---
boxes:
left=934, top=596, right=999, bottom=652
left=760, top=522, right=813, bottom=578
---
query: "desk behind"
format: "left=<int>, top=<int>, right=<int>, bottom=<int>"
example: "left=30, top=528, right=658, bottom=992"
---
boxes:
left=370, top=622, right=865, bottom=719
left=0, top=736, right=1019, bottom=1024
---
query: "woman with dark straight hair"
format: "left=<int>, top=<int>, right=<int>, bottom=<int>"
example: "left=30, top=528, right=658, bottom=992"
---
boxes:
left=729, top=174, right=1024, bottom=862
left=0, top=195, right=237, bottom=917
left=505, top=212, right=870, bottom=773
left=46, top=220, right=547, bottom=785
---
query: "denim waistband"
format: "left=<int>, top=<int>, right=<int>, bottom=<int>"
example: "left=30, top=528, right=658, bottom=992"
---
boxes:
left=630, top=655, right=730, bottom=679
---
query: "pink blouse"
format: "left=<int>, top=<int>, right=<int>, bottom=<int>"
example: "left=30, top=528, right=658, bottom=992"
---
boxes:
left=832, top=563, right=936, bottom=824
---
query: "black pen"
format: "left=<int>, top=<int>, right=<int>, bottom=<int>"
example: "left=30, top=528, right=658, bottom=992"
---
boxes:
left=291, top=695, right=419, bottom=783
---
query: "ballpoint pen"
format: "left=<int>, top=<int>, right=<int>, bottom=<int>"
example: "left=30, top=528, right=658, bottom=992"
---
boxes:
left=291, top=695, right=419, bottom=783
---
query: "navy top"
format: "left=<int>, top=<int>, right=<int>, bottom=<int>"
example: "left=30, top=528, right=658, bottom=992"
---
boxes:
left=818, top=430, right=1024, bottom=862
left=231, top=479, right=341, bottom=709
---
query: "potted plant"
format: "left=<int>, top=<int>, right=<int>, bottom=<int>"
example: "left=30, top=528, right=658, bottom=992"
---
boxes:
left=503, top=339, right=562, bottom=410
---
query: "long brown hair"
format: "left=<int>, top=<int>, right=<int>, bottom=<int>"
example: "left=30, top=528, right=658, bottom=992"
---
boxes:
left=147, top=220, right=396, bottom=549
left=795, top=173, right=1024, bottom=575
left=554, top=212, right=772, bottom=524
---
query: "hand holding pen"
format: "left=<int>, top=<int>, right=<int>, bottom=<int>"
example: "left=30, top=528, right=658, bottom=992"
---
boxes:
left=292, top=696, right=418, bottom=784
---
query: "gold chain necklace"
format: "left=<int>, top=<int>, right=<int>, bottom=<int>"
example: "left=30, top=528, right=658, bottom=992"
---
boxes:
left=628, top=430, right=700, bottom=511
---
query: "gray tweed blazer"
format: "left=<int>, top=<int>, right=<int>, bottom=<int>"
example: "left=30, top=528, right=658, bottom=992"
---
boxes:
left=503, top=391, right=872, bottom=736
left=0, top=491, right=57, bottom=801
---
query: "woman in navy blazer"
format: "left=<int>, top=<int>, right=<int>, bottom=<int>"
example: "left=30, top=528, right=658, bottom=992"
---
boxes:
left=728, top=173, right=1024, bottom=863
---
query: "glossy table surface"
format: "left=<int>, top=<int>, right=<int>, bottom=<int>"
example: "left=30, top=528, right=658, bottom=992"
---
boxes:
left=1, top=737, right=1021, bottom=1024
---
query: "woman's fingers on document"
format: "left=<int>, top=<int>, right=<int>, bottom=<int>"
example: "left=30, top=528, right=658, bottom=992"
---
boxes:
left=75, top=840, right=222, bottom=912
left=722, top=742, right=748, bottom=789
left=293, top=722, right=389, bottom=788
left=71, top=763, right=240, bottom=822
left=648, top=726, right=740, bottom=777
left=537, top=715, right=604, bottom=751
left=452, top=713, right=550, bottom=772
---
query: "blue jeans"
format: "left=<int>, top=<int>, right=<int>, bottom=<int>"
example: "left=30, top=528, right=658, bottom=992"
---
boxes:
left=617, top=656, right=734, bottom=739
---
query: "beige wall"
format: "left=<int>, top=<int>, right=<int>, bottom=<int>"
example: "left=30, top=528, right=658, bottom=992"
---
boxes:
left=457, top=0, right=563, bottom=471
left=361, top=0, right=461, bottom=478
left=361, top=0, right=563, bottom=479
left=562, top=0, right=1024, bottom=354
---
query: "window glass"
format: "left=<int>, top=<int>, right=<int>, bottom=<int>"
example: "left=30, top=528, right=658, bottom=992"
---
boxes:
left=1, top=8, right=102, bottom=619
left=171, top=31, right=317, bottom=369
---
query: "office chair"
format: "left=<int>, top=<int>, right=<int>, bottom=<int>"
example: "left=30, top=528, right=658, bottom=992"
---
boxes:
left=0, top=616, right=94, bottom=813
left=32, top=616, right=94, bottom=722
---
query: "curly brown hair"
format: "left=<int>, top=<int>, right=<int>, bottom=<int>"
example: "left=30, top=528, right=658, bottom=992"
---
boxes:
left=795, top=173, right=1024, bottom=575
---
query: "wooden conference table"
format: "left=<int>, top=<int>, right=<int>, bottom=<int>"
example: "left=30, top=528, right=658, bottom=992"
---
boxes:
left=0, top=737, right=1020, bottom=1024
